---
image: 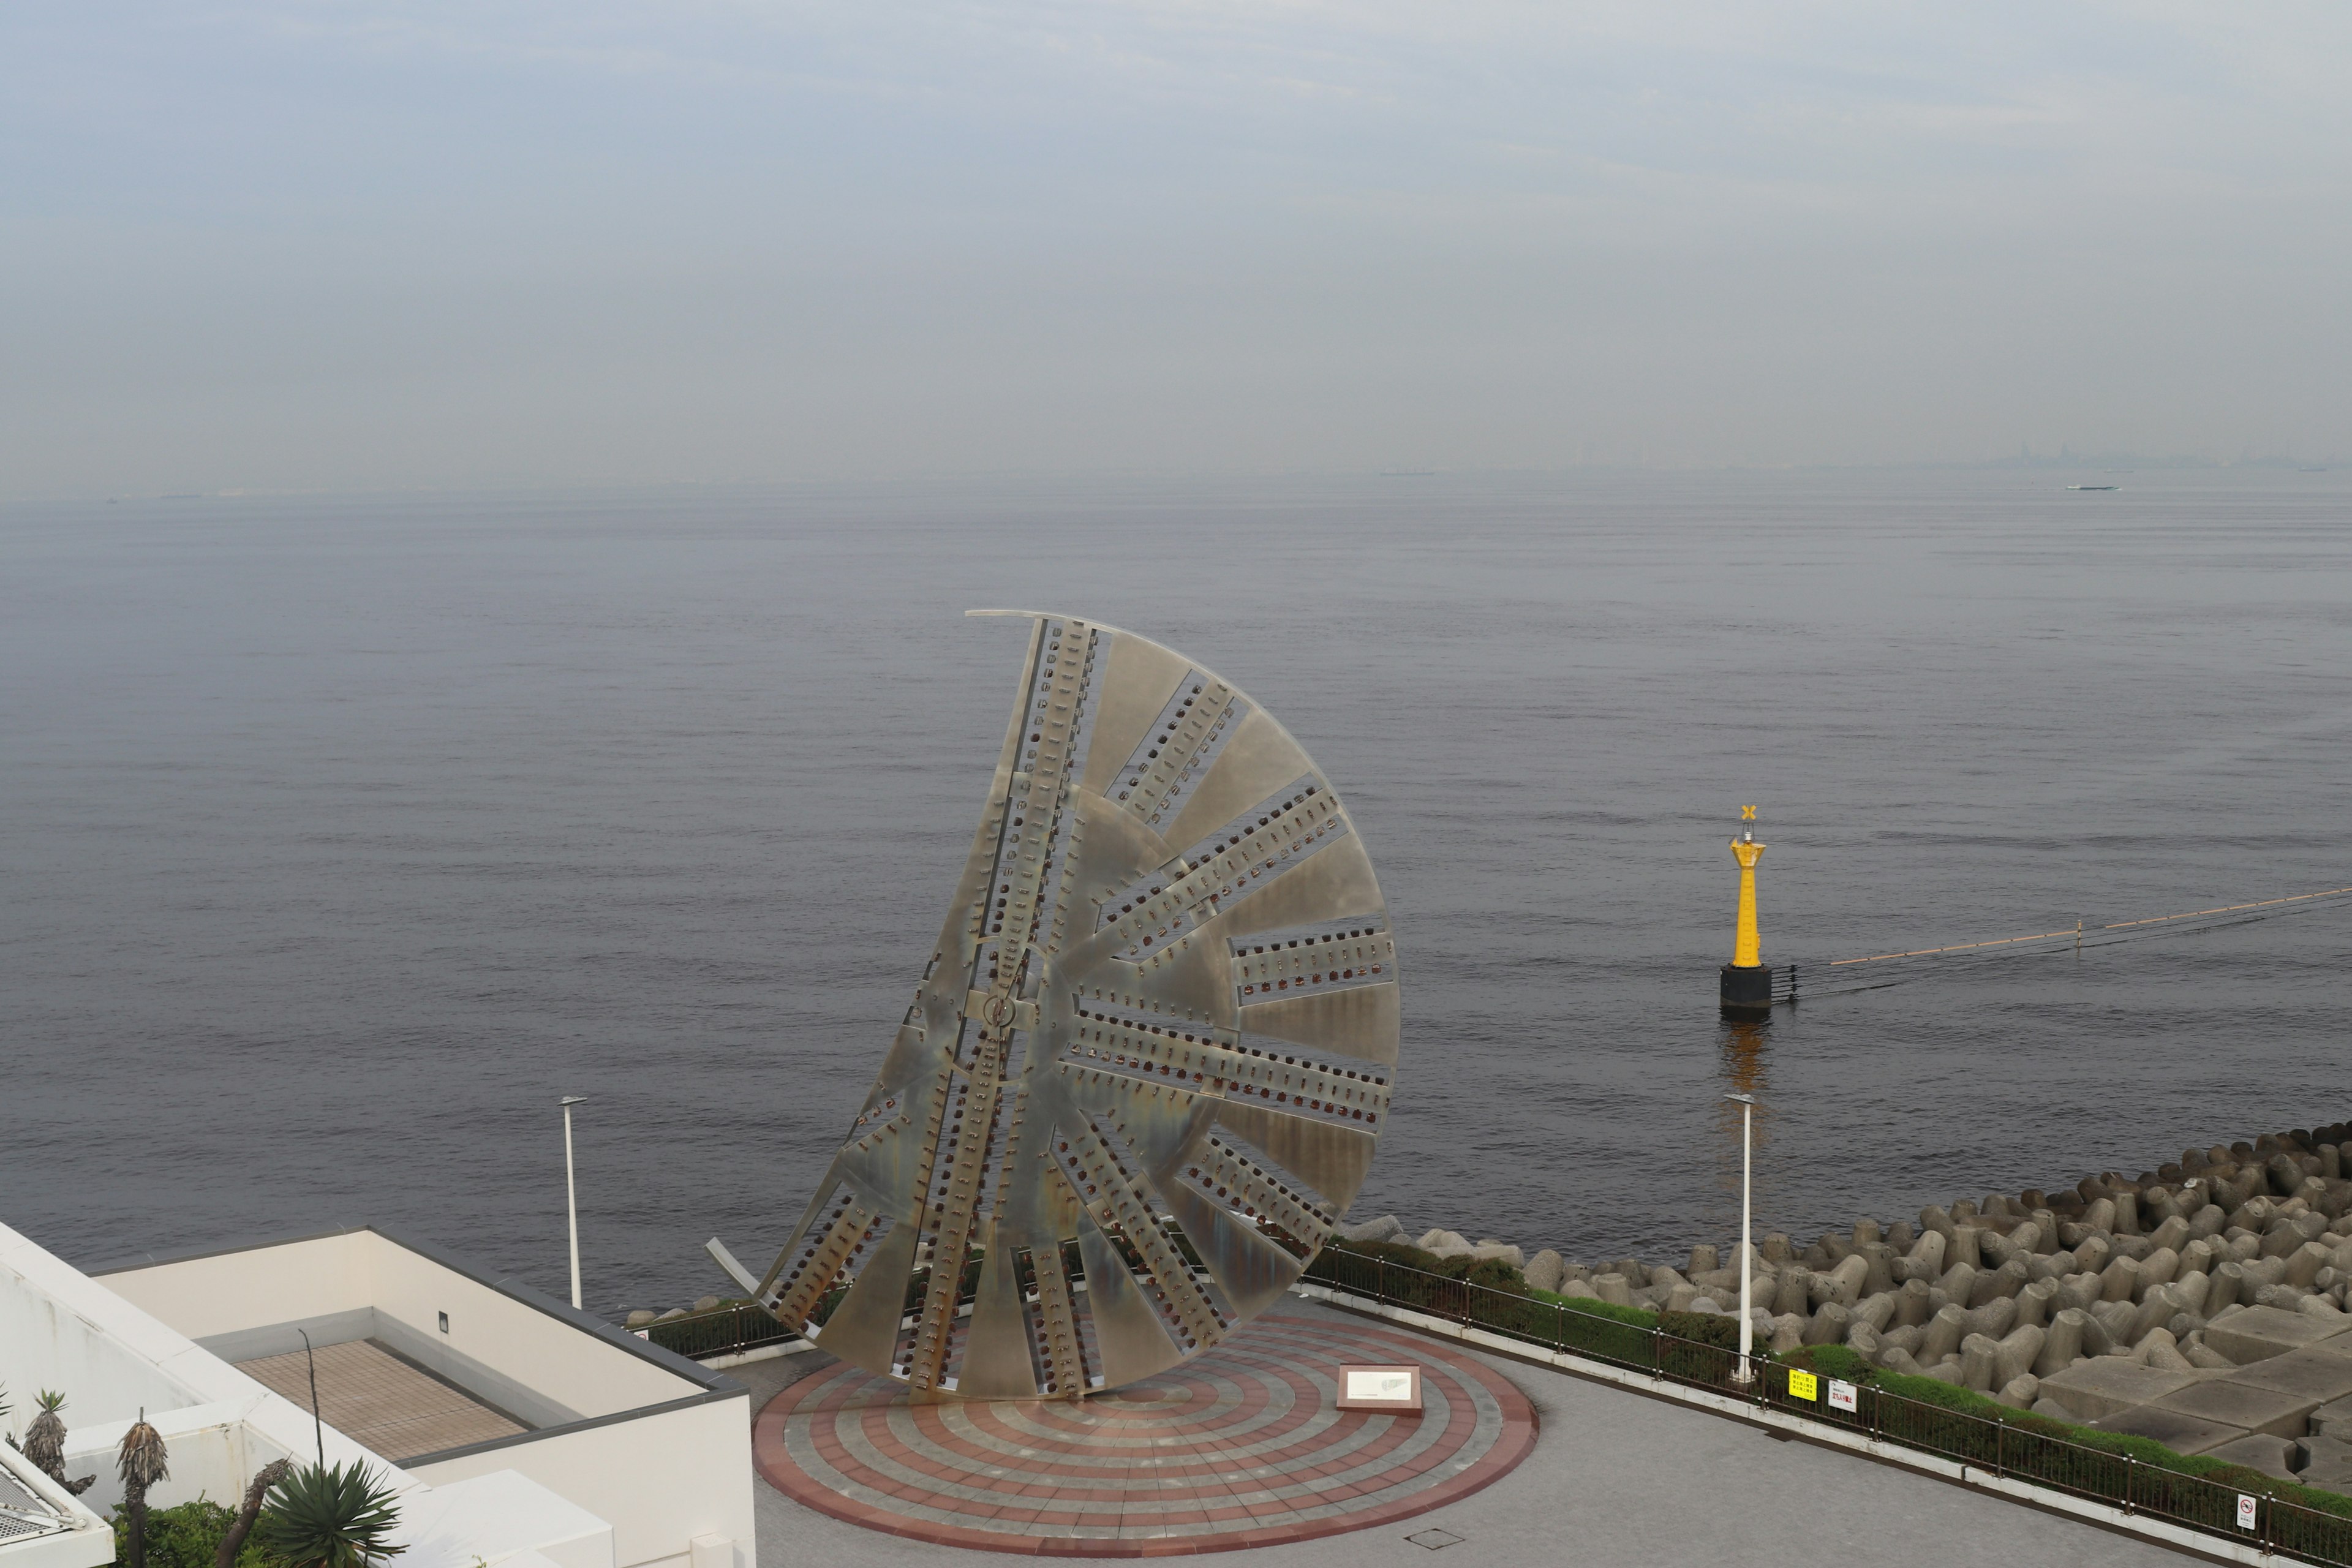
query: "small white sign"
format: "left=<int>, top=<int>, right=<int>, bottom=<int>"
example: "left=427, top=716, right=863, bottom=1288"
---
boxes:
left=2238, top=1493, right=2259, bottom=1530
left=1346, top=1369, right=1414, bottom=1403
left=1828, top=1379, right=1858, bottom=1412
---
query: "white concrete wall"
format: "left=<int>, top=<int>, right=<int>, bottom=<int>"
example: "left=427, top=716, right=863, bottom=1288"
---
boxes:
left=409, top=1395, right=755, bottom=1568
left=57, top=1398, right=287, bottom=1518
left=1, top=1227, right=209, bottom=1440
left=0, top=1442, right=113, bottom=1568
left=0, top=1220, right=370, bottom=1512
left=93, top=1226, right=753, bottom=1568
left=1, top=1220, right=622, bottom=1568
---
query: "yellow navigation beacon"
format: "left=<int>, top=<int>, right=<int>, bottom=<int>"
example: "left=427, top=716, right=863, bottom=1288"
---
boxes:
left=1721, top=809, right=1771, bottom=1014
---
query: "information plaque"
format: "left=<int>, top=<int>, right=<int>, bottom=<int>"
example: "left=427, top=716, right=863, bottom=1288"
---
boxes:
left=1337, top=1365, right=1423, bottom=1412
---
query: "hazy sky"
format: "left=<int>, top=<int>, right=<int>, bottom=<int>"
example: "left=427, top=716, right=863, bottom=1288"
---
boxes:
left=4, top=2, right=2348, bottom=496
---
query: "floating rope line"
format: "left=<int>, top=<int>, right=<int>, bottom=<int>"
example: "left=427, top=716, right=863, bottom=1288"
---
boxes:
left=1832, top=927, right=2084, bottom=966
left=1824, top=883, right=2352, bottom=968
left=2100, top=884, right=2352, bottom=930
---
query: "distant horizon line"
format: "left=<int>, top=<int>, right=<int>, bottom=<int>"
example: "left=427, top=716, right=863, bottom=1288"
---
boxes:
left=4, top=453, right=2341, bottom=509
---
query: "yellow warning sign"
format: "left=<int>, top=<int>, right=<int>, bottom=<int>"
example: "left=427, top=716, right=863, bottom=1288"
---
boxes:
left=1787, top=1369, right=1819, bottom=1401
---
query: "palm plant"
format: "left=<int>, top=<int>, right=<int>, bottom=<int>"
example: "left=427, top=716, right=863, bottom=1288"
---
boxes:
left=254, top=1461, right=407, bottom=1568
left=218, top=1457, right=293, bottom=1568
left=23, top=1390, right=96, bottom=1495
left=116, top=1415, right=170, bottom=1568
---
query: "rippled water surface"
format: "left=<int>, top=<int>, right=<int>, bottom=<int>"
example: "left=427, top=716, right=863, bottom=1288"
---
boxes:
left=5, top=469, right=2349, bottom=1313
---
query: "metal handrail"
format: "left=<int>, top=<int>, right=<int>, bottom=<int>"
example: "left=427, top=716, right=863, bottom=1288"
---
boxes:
left=636, top=1241, right=2352, bottom=1561
left=1303, top=1245, right=2352, bottom=1564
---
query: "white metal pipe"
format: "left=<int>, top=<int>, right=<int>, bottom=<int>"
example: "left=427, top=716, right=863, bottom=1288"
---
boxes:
left=564, top=1101, right=583, bottom=1311
left=1736, top=1098, right=1754, bottom=1381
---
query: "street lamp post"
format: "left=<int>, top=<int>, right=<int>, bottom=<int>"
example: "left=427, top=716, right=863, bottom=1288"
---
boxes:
left=1724, top=1091, right=1757, bottom=1382
left=559, top=1096, right=590, bottom=1310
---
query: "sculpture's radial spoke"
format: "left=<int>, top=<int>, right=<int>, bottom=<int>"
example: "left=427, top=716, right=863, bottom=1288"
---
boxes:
left=723, top=612, right=1401, bottom=1397
left=1062, top=1000, right=1390, bottom=1129
left=1180, top=1131, right=1336, bottom=1251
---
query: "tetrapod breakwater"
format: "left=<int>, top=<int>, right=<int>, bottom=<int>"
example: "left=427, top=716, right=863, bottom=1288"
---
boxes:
left=1346, top=1120, right=2352, bottom=1487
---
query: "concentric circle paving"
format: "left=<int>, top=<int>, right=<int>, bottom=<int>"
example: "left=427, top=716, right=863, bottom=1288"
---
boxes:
left=753, top=1317, right=1537, bottom=1556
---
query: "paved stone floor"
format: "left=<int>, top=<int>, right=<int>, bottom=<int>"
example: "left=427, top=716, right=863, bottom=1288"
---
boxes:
left=755, top=1316, right=1534, bottom=1554
left=236, top=1338, right=524, bottom=1461
left=738, top=1298, right=2201, bottom=1565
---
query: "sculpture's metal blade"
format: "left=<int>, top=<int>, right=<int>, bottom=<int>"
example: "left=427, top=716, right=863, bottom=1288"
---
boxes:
left=720, top=612, right=1403, bottom=1396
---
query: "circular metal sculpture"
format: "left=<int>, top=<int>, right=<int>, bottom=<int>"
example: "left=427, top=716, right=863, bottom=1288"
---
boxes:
left=713, top=611, right=1400, bottom=1400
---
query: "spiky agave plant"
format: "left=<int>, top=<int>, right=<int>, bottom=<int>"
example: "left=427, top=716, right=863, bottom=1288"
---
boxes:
left=117, top=1415, right=170, bottom=1568
left=255, top=1461, right=407, bottom=1568
left=23, top=1391, right=96, bottom=1495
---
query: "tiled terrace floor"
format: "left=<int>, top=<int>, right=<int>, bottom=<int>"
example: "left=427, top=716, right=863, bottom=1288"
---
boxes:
left=236, top=1338, right=525, bottom=1462
left=755, top=1315, right=1534, bottom=1555
left=740, top=1297, right=2200, bottom=1566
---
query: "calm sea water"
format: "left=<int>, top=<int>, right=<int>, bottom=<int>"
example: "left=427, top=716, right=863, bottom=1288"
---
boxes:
left=4, top=469, right=2349, bottom=1316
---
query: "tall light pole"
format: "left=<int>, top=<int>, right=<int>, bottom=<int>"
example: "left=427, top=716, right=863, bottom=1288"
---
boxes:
left=1724, top=1091, right=1757, bottom=1382
left=559, top=1096, right=590, bottom=1310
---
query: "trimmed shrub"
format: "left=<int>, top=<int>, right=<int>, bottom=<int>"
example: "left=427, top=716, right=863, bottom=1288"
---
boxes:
left=108, top=1496, right=267, bottom=1568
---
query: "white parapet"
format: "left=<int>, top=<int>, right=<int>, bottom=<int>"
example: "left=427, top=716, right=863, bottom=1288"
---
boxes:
left=2, top=1217, right=760, bottom=1568
left=93, top=1224, right=754, bottom=1568
left=0, top=1441, right=113, bottom=1568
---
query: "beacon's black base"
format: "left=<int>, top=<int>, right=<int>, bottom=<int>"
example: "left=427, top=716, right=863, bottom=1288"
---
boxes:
left=1720, top=962, right=1773, bottom=1014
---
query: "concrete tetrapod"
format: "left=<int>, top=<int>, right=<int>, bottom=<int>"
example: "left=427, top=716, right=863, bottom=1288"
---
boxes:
left=1961, top=1333, right=2000, bottom=1392
left=2037, top=1309, right=2089, bottom=1376
left=2211, top=1261, right=2245, bottom=1312
left=1896, top=1278, right=1934, bottom=1329
left=1964, top=1296, right=2020, bottom=1341
left=1949, top=1227, right=1983, bottom=1271
left=1862, top=1244, right=1898, bottom=1295
left=2126, top=1286, right=2183, bottom=1346
left=1942, top=1263, right=1977, bottom=1311
left=1921, top=1304, right=1968, bottom=1366
left=1994, top=1324, right=2047, bottom=1388
left=1819, top=1255, right=1869, bottom=1309
left=1972, top=1259, right=2029, bottom=1307
left=1805, top=1302, right=1853, bottom=1346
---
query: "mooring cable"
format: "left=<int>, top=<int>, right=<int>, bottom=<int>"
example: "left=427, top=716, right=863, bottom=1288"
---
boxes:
left=1771, top=884, right=2352, bottom=1003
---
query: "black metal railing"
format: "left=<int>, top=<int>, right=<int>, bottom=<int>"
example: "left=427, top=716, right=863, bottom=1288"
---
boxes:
left=638, top=1302, right=801, bottom=1360
left=636, top=1241, right=2352, bottom=1560
left=1302, top=1246, right=2352, bottom=1565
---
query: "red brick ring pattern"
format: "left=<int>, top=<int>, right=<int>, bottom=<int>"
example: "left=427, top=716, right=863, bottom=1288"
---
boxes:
left=753, top=1317, right=1538, bottom=1557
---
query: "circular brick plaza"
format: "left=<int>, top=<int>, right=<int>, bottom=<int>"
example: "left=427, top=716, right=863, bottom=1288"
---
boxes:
left=752, top=1315, right=1538, bottom=1556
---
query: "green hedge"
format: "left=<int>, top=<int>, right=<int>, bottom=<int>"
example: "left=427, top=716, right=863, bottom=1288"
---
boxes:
left=1311, top=1240, right=2352, bottom=1554
left=1776, top=1343, right=2352, bottom=1525
left=105, top=1496, right=266, bottom=1568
